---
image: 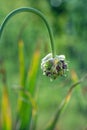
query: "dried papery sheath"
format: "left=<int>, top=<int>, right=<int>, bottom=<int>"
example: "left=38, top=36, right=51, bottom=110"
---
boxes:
left=41, top=53, right=68, bottom=80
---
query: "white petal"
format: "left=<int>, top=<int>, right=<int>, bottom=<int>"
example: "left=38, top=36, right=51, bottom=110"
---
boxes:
left=58, top=55, right=65, bottom=60
left=42, top=53, right=52, bottom=62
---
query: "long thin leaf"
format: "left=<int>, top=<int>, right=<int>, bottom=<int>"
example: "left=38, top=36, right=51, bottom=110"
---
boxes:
left=0, top=67, right=12, bottom=130
left=26, top=47, right=40, bottom=94
left=18, top=39, right=25, bottom=87
left=15, top=39, right=26, bottom=130
left=71, top=70, right=86, bottom=109
left=17, top=39, right=26, bottom=111
left=17, top=44, right=40, bottom=130
left=14, top=88, right=38, bottom=130
left=45, top=74, right=87, bottom=130
left=2, top=86, right=12, bottom=130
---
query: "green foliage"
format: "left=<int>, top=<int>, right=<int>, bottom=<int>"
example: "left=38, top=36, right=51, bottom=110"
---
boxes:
left=17, top=39, right=40, bottom=130
left=0, top=1, right=87, bottom=130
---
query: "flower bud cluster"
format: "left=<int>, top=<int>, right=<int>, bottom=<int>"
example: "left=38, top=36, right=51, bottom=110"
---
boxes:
left=41, top=53, right=68, bottom=80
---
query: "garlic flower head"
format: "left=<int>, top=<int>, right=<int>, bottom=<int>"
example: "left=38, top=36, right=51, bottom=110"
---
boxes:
left=41, top=53, right=68, bottom=80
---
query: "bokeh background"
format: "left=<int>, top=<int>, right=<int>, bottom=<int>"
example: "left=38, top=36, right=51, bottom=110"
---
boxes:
left=0, top=0, right=87, bottom=130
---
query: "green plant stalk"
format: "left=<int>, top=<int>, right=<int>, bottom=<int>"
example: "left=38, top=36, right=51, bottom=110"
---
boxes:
left=18, top=47, right=41, bottom=130
left=0, top=7, right=55, bottom=57
left=45, top=74, right=87, bottom=130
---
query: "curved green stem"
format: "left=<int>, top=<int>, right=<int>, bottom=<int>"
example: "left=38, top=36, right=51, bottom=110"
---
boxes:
left=0, top=7, right=55, bottom=57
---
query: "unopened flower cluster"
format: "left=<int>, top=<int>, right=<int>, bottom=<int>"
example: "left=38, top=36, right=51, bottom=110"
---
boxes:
left=41, top=53, right=68, bottom=80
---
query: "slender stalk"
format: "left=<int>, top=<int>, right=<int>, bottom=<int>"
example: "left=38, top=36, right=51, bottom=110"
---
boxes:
left=0, top=7, right=55, bottom=57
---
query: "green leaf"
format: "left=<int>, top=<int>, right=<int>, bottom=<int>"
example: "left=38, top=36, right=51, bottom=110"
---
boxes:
left=18, top=39, right=26, bottom=87
left=17, top=44, right=40, bottom=130
left=1, top=86, right=12, bottom=130
left=45, top=74, right=87, bottom=130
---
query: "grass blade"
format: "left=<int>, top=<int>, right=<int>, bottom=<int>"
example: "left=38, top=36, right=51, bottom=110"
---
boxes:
left=0, top=67, right=12, bottom=130
left=2, top=86, right=12, bottom=130
left=71, top=70, right=86, bottom=109
left=45, top=74, right=87, bottom=130
left=17, top=43, right=40, bottom=130
left=26, top=46, right=40, bottom=94
left=18, top=39, right=25, bottom=87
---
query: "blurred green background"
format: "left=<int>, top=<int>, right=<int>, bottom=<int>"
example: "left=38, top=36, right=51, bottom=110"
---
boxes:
left=0, top=0, right=87, bottom=130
